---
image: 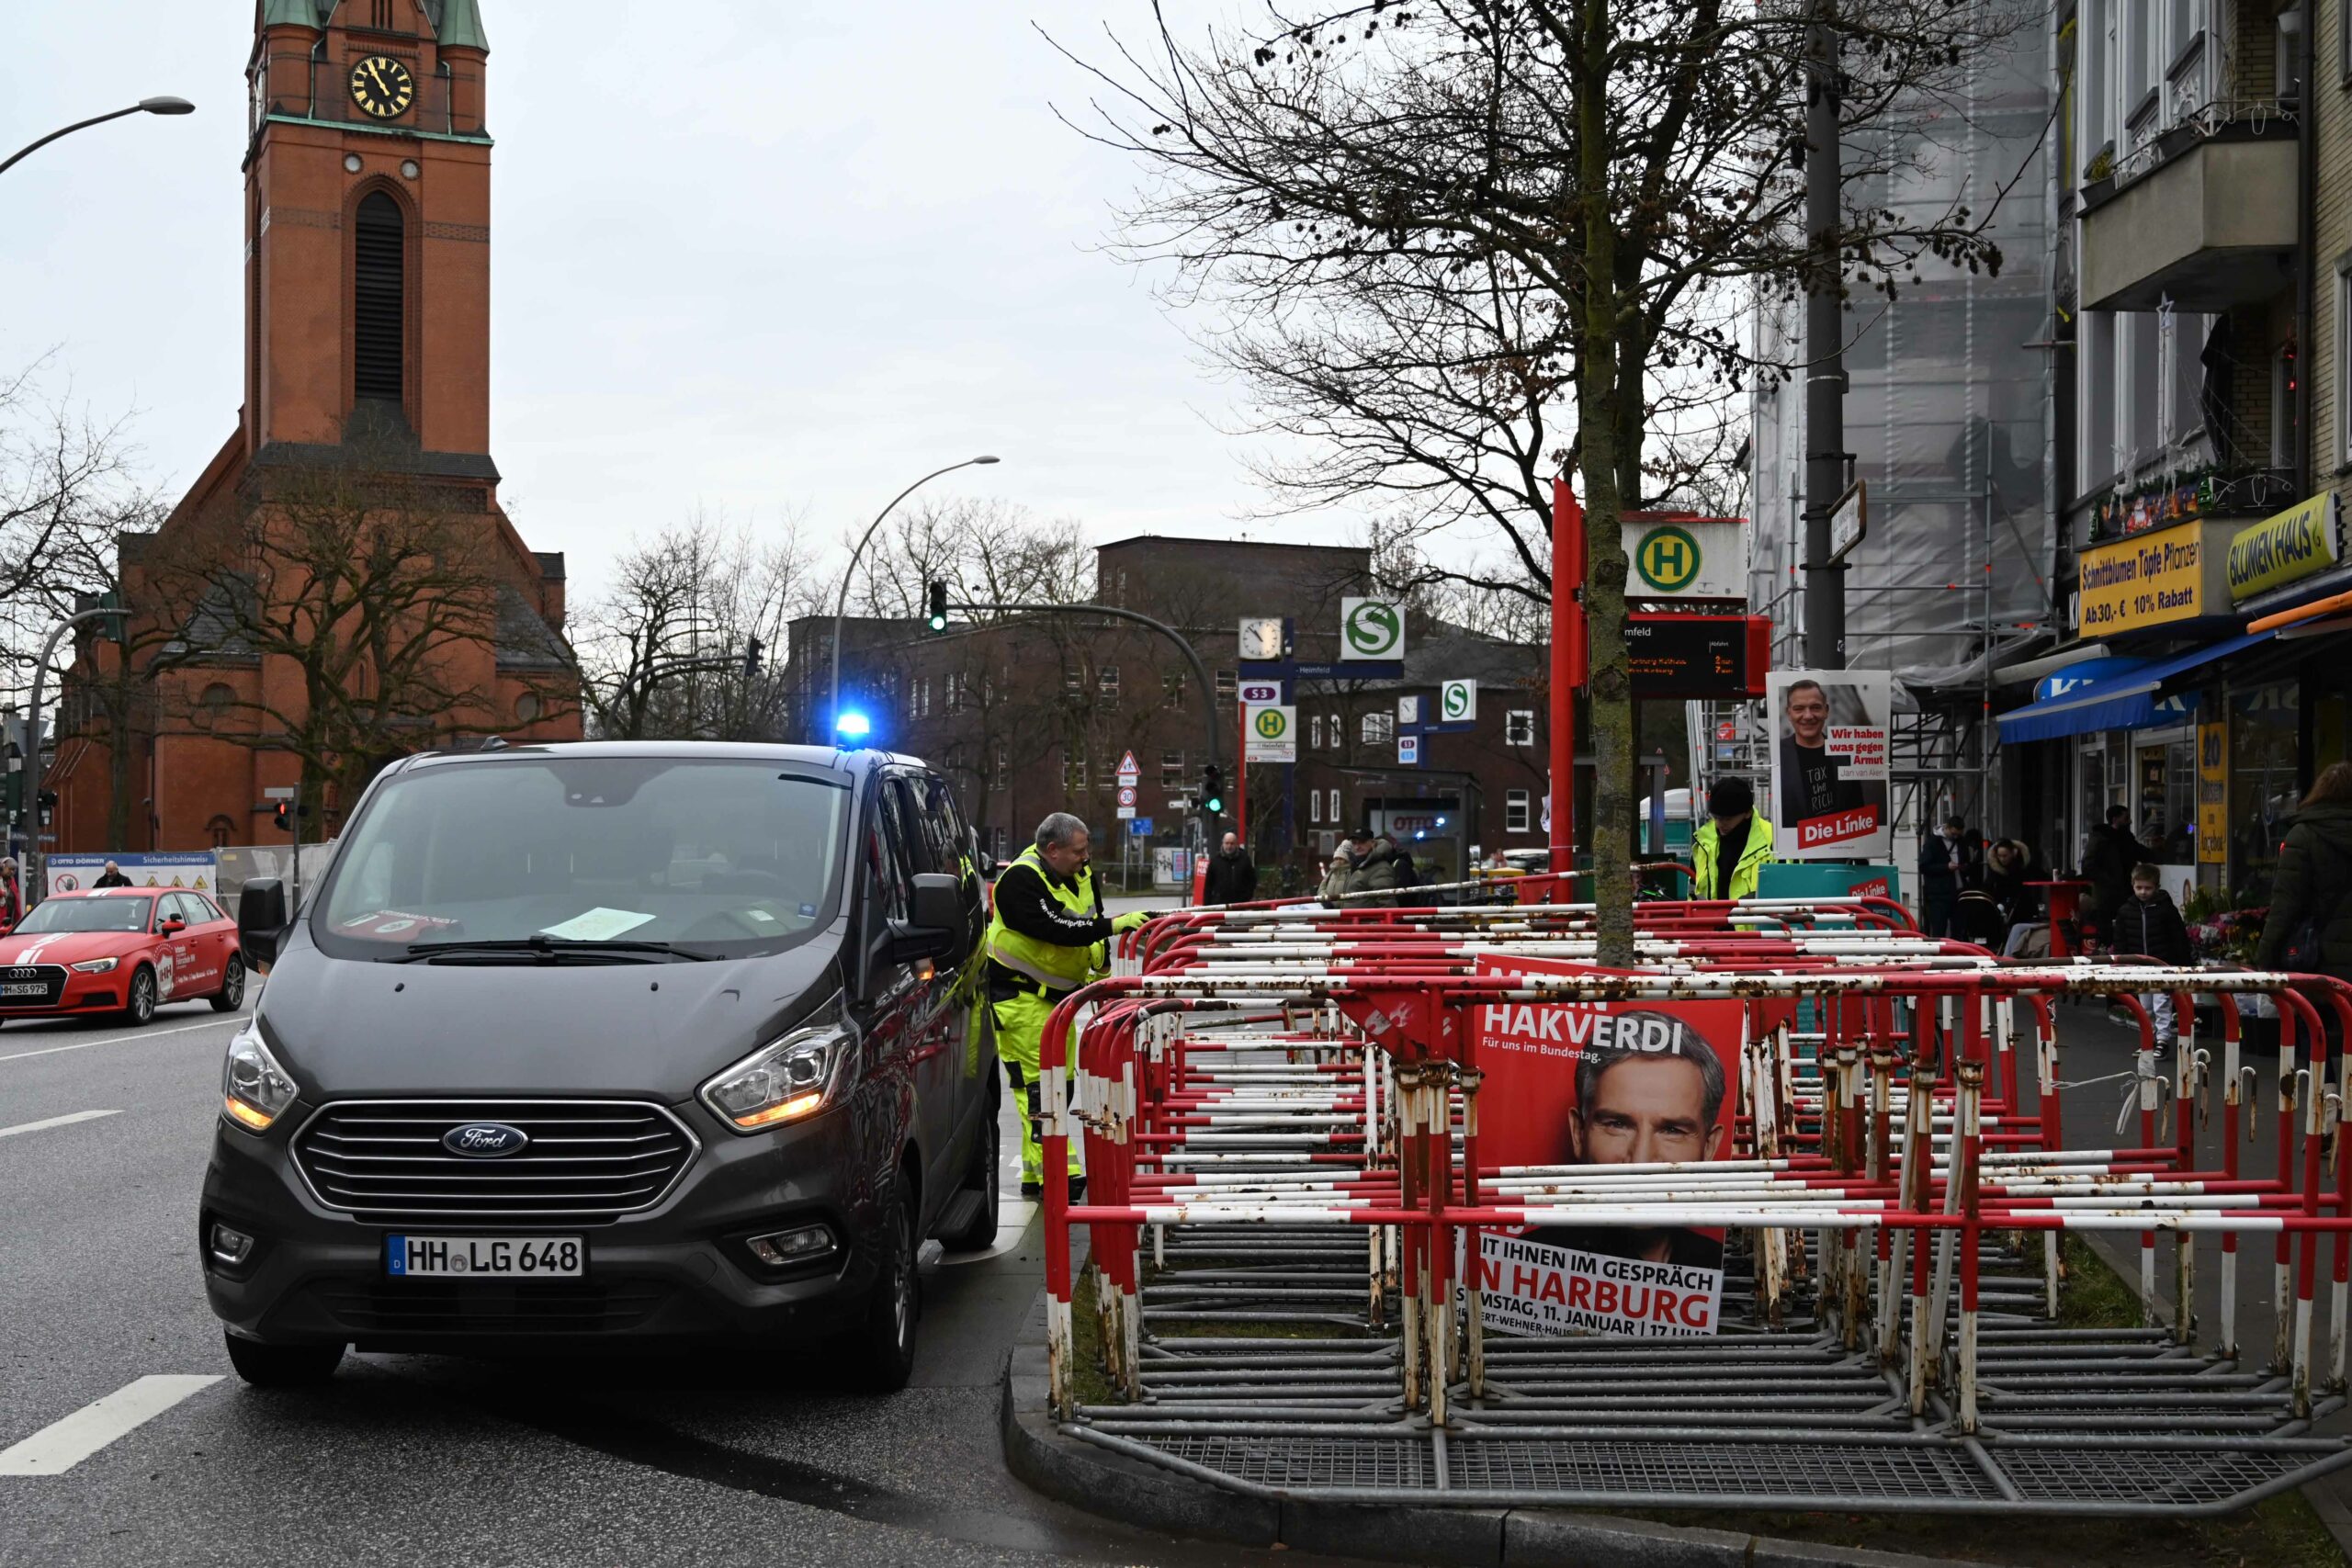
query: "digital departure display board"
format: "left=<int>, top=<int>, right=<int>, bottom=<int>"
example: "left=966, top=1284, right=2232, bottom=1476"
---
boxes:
left=1625, top=615, right=1768, bottom=698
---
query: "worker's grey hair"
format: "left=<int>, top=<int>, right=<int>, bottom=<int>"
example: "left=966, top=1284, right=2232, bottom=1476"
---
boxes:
left=1035, top=812, right=1090, bottom=852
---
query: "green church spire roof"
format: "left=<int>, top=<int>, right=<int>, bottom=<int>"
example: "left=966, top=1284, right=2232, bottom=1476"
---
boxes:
left=424, top=0, right=489, bottom=52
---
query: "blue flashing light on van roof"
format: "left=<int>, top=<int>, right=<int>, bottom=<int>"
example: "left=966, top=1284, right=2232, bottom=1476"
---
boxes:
left=834, top=710, right=873, bottom=740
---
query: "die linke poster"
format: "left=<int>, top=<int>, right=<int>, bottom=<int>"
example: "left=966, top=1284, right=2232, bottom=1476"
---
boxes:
left=1766, top=670, right=1892, bottom=862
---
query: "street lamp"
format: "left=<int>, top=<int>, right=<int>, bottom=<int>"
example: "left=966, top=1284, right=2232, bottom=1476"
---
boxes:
left=1, top=97, right=195, bottom=179
left=827, top=455, right=1000, bottom=739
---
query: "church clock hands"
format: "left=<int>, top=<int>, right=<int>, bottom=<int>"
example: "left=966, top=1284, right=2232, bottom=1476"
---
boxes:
left=347, top=55, right=414, bottom=120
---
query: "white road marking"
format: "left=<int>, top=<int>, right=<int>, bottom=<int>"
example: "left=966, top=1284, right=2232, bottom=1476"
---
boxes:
left=0, top=1376, right=222, bottom=1476
left=0, top=1109, right=120, bottom=1140
left=0, top=1014, right=241, bottom=1066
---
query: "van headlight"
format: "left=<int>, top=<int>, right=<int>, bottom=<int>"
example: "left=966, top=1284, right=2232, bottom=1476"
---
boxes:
left=701, top=1017, right=855, bottom=1134
left=221, top=1021, right=300, bottom=1133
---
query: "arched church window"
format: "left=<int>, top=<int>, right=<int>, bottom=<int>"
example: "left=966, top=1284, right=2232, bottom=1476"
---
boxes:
left=353, top=191, right=405, bottom=404
left=199, top=683, right=237, bottom=722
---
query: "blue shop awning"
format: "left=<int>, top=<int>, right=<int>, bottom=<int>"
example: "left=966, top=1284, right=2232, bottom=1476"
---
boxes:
left=1995, top=630, right=2275, bottom=743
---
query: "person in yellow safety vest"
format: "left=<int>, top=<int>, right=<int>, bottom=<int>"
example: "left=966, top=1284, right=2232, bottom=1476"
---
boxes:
left=1690, top=776, right=1773, bottom=902
left=984, top=812, right=1156, bottom=1197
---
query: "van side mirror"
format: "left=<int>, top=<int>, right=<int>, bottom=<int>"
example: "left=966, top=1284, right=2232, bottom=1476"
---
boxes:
left=889, top=872, right=964, bottom=964
left=238, top=878, right=289, bottom=968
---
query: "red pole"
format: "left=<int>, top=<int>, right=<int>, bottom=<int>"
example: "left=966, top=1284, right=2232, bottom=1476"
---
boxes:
left=1237, top=696, right=1250, bottom=849
left=1549, top=479, right=1585, bottom=875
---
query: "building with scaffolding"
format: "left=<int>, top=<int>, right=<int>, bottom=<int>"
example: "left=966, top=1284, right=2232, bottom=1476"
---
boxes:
left=1747, top=0, right=2060, bottom=861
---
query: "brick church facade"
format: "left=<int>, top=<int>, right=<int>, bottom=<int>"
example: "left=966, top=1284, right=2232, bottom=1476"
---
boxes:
left=53, top=0, right=579, bottom=855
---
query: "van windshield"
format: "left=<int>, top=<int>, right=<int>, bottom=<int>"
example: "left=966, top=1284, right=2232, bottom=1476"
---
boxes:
left=314, top=757, right=850, bottom=960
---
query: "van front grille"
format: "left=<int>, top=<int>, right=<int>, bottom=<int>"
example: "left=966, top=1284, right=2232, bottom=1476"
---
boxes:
left=291, top=1100, right=698, bottom=1224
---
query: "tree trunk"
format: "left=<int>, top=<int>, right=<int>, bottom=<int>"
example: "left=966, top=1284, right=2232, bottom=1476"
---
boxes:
left=106, top=690, right=135, bottom=851
left=1577, top=0, right=1636, bottom=965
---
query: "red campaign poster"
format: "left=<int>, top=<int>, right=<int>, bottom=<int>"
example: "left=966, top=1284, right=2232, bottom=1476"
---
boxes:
left=1468, top=951, right=1746, bottom=1280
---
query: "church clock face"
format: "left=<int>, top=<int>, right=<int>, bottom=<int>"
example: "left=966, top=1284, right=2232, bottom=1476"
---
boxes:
left=348, top=55, right=415, bottom=119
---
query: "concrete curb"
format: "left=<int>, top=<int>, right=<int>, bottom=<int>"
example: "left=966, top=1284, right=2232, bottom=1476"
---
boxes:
left=1000, top=1298, right=1984, bottom=1568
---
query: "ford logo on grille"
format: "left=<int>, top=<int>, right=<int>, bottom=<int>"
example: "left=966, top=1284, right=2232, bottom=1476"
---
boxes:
left=441, top=1122, right=529, bottom=1158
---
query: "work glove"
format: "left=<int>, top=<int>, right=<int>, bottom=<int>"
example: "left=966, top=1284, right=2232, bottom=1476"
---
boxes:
left=1112, top=910, right=1157, bottom=934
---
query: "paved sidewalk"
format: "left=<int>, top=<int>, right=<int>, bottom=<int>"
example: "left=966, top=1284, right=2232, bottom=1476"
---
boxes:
left=2051, top=1002, right=2352, bottom=1557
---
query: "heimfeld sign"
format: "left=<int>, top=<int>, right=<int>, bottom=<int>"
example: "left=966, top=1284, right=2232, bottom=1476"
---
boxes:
left=1340, top=597, right=1406, bottom=660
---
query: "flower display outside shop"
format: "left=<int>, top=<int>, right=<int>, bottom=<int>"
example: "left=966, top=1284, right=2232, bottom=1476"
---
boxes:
left=2182, top=888, right=2267, bottom=966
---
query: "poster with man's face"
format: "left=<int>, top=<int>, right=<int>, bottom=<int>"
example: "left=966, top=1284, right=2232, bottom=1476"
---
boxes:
left=1767, top=670, right=1892, bottom=862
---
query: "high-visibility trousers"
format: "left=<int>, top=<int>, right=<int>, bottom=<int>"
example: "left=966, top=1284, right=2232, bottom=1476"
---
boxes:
left=992, top=987, right=1082, bottom=1182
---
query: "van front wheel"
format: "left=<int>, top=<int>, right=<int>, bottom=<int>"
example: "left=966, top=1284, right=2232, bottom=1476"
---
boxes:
left=842, top=1190, right=919, bottom=1393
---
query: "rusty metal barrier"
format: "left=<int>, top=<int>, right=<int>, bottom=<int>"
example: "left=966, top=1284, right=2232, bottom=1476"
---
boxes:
left=1028, top=910, right=2352, bottom=1515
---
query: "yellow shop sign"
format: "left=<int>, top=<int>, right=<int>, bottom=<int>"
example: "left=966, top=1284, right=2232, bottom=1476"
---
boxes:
left=2076, top=518, right=2226, bottom=634
left=2227, top=493, right=2340, bottom=602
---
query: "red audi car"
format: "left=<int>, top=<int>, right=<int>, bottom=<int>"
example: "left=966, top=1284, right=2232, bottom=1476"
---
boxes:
left=0, top=887, right=247, bottom=1026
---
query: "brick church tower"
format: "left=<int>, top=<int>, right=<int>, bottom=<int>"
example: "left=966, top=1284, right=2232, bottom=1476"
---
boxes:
left=54, top=0, right=579, bottom=856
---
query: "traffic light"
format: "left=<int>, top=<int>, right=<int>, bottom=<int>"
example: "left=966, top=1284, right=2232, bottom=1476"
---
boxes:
left=272, top=801, right=291, bottom=833
left=36, top=790, right=55, bottom=828
left=1200, top=764, right=1224, bottom=816
left=741, top=635, right=763, bottom=680
left=925, top=581, right=949, bottom=634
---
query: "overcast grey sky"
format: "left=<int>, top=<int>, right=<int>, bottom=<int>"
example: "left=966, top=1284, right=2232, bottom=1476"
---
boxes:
left=5, top=3, right=1351, bottom=605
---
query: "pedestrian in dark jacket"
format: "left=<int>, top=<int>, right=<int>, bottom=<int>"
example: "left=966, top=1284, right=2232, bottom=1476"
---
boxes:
left=2110, top=862, right=2191, bottom=1048
left=1202, top=832, right=1257, bottom=906
left=2081, top=807, right=2148, bottom=938
left=1981, top=839, right=2041, bottom=953
left=1342, top=829, right=1407, bottom=906
left=1917, top=818, right=1964, bottom=937
left=2256, top=761, right=2352, bottom=985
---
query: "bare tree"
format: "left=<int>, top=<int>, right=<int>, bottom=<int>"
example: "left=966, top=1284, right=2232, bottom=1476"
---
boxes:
left=135, top=443, right=560, bottom=823
left=1059, top=0, right=2014, bottom=957
left=850, top=497, right=1092, bottom=621
left=576, top=513, right=819, bottom=742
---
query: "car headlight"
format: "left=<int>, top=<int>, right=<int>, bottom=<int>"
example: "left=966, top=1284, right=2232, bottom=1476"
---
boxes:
left=70, top=956, right=119, bottom=974
left=221, top=1021, right=300, bottom=1133
left=700, top=1010, right=856, bottom=1134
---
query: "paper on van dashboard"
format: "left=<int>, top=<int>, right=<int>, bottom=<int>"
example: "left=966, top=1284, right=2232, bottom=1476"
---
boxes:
left=538, top=908, right=657, bottom=942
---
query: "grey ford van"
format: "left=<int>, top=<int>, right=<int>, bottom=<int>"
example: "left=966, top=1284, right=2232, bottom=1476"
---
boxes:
left=199, top=742, right=1000, bottom=1390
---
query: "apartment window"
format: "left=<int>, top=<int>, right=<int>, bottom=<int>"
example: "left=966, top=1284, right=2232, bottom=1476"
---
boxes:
left=994, top=742, right=1008, bottom=791
left=2080, top=312, right=2118, bottom=485
left=1098, top=664, right=1120, bottom=701
left=1507, top=789, right=1532, bottom=833
left=1361, top=712, right=1394, bottom=745
left=1215, top=669, right=1238, bottom=705
left=1329, top=712, right=1343, bottom=750
left=2275, top=344, right=2300, bottom=469
left=1327, top=788, right=1341, bottom=824
left=2122, top=312, right=2161, bottom=467
left=1064, top=752, right=1084, bottom=795
left=1162, top=672, right=1186, bottom=710
left=944, top=671, right=965, bottom=713
left=1160, top=750, right=1184, bottom=787
left=1309, top=713, right=1324, bottom=750
left=2339, top=259, right=2352, bottom=468
left=1505, top=709, right=1536, bottom=747
left=1308, top=790, right=1322, bottom=825
left=1063, top=666, right=1083, bottom=698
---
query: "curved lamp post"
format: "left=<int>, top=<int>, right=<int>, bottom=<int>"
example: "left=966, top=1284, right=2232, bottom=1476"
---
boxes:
left=827, top=455, right=1000, bottom=737
left=1, top=97, right=194, bottom=179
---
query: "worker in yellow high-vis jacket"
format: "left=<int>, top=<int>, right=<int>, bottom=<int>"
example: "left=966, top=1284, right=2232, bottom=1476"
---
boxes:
left=984, top=812, right=1154, bottom=1196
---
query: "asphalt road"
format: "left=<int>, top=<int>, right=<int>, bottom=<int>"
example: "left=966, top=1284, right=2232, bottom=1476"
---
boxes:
left=0, top=992, right=1356, bottom=1568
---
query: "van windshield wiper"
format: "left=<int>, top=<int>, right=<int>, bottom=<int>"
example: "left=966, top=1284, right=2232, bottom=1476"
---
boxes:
left=386, top=936, right=719, bottom=964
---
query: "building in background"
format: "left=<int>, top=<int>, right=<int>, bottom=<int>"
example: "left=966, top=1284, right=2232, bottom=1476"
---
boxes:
left=51, top=0, right=577, bottom=856
left=786, top=536, right=1600, bottom=888
left=1749, top=0, right=2058, bottom=851
left=1995, top=0, right=2352, bottom=903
